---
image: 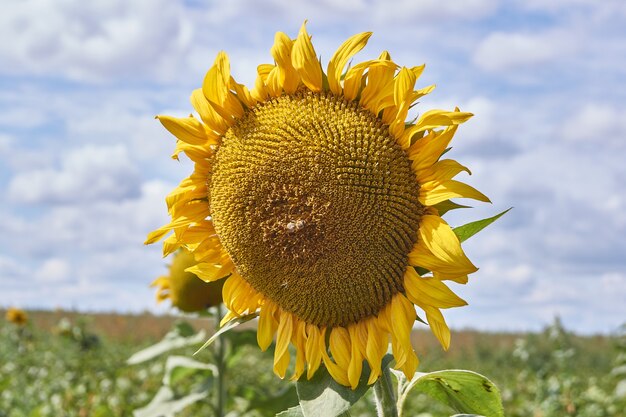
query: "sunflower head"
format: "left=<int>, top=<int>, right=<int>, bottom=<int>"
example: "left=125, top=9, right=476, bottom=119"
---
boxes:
left=6, top=307, right=28, bottom=326
left=147, top=22, right=490, bottom=388
left=152, top=249, right=225, bottom=313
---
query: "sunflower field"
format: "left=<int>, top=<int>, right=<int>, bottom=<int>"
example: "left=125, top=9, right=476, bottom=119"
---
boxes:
left=1, top=311, right=624, bottom=417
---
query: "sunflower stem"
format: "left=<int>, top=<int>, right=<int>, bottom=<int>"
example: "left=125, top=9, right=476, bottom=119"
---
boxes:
left=373, top=366, right=398, bottom=417
left=215, top=304, right=227, bottom=417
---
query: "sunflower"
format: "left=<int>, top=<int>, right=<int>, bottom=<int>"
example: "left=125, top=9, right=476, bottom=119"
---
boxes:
left=152, top=248, right=225, bottom=313
left=147, top=22, right=489, bottom=388
left=6, top=307, right=28, bottom=326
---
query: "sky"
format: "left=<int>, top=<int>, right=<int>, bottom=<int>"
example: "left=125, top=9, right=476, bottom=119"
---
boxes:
left=1, top=0, right=625, bottom=334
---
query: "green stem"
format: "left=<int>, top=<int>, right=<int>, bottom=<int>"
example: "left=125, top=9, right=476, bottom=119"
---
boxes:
left=373, top=366, right=398, bottom=417
left=215, top=304, right=226, bottom=417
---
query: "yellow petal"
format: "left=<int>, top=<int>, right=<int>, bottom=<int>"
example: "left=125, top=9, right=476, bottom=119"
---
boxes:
left=251, top=72, right=270, bottom=102
left=222, top=274, right=244, bottom=310
left=257, top=302, right=277, bottom=351
left=388, top=66, right=417, bottom=139
left=360, top=51, right=396, bottom=114
left=274, top=311, right=293, bottom=378
left=202, top=51, right=243, bottom=120
left=292, top=21, right=322, bottom=92
left=408, top=215, right=477, bottom=279
left=291, top=320, right=307, bottom=381
left=414, top=108, right=473, bottom=133
left=329, top=327, right=351, bottom=369
left=321, top=346, right=350, bottom=387
left=190, top=88, right=228, bottom=134
left=266, top=66, right=282, bottom=97
left=416, top=159, right=470, bottom=184
left=145, top=227, right=172, bottom=245
left=404, top=267, right=467, bottom=309
left=420, top=180, right=490, bottom=206
left=219, top=310, right=238, bottom=327
left=422, top=305, right=451, bottom=350
left=389, top=294, right=415, bottom=368
left=399, top=347, right=419, bottom=380
left=271, top=32, right=300, bottom=94
left=347, top=325, right=365, bottom=389
left=327, top=31, right=372, bottom=95
left=157, top=115, right=213, bottom=146
left=229, top=76, right=257, bottom=108
left=162, top=234, right=182, bottom=257
left=342, top=60, right=371, bottom=101
left=365, top=318, right=387, bottom=385
left=185, top=263, right=230, bottom=282
left=394, top=67, right=417, bottom=110
left=305, top=324, right=323, bottom=380
left=406, top=126, right=455, bottom=169
left=202, top=52, right=231, bottom=109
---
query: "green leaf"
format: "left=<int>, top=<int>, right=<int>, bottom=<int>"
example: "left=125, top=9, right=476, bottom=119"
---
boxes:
left=398, top=370, right=503, bottom=417
left=296, top=355, right=393, bottom=417
left=453, top=208, right=512, bottom=243
left=276, top=406, right=305, bottom=417
left=193, top=313, right=258, bottom=356
left=225, top=329, right=262, bottom=367
left=247, top=384, right=298, bottom=416
left=173, top=321, right=196, bottom=337
left=162, top=355, right=217, bottom=386
left=127, top=326, right=206, bottom=365
left=223, top=328, right=258, bottom=349
left=133, top=386, right=208, bottom=417
left=433, top=200, right=471, bottom=216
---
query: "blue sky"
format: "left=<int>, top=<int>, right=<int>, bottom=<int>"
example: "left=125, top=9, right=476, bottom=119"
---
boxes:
left=1, top=0, right=625, bottom=334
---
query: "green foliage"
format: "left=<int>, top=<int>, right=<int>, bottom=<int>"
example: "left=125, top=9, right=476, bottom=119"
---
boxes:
left=193, top=313, right=258, bottom=356
left=2, top=313, right=624, bottom=417
left=292, top=356, right=393, bottom=417
left=393, top=370, right=503, bottom=417
left=133, top=386, right=209, bottom=417
left=127, top=322, right=207, bottom=365
left=452, top=208, right=512, bottom=243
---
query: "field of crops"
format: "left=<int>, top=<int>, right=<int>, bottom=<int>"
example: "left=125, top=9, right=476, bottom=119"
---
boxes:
left=1, top=310, right=624, bottom=417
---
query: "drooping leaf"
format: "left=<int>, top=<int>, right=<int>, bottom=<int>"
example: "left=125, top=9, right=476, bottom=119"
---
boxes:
left=127, top=325, right=206, bottom=365
left=276, top=406, right=305, bottom=417
left=133, top=386, right=208, bottom=417
left=453, top=208, right=511, bottom=243
left=296, top=355, right=393, bottom=417
left=450, top=415, right=485, bottom=417
left=394, top=369, right=504, bottom=417
left=194, top=313, right=258, bottom=356
left=162, top=355, right=217, bottom=386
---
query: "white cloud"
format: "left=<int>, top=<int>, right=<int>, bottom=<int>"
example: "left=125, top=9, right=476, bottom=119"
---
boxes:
left=35, top=258, right=71, bottom=283
left=0, top=133, right=14, bottom=155
left=0, top=0, right=193, bottom=82
left=473, top=30, right=578, bottom=72
left=561, top=103, right=626, bottom=148
left=0, top=180, right=174, bottom=310
left=8, top=144, right=140, bottom=204
left=1, top=0, right=625, bottom=332
left=514, top=0, right=626, bottom=17
left=371, top=0, right=498, bottom=22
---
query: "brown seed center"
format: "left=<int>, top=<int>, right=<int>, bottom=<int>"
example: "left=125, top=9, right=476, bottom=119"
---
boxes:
left=209, top=91, right=423, bottom=327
